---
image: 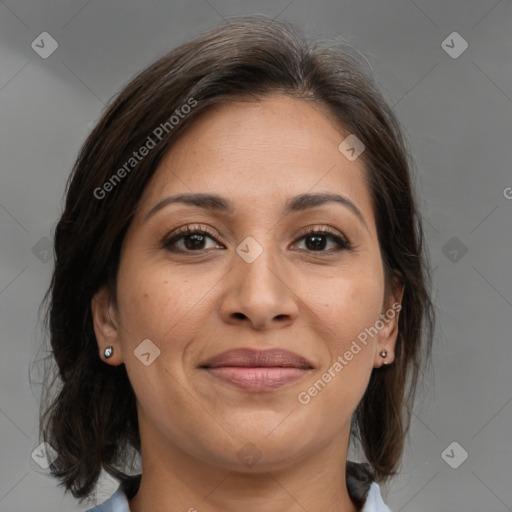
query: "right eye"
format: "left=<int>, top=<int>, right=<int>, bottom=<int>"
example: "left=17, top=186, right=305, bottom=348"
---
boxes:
left=162, top=224, right=225, bottom=253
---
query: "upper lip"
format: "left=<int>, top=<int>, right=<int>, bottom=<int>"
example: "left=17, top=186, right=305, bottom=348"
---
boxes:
left=200, top=348, right=313, bottom=369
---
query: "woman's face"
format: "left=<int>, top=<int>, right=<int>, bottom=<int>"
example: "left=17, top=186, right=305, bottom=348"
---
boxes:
left=92, top=94, right=402, bottom=472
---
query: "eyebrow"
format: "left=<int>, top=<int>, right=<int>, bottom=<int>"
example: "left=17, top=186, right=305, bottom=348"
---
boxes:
left=143, top=192, right=369, bottom=231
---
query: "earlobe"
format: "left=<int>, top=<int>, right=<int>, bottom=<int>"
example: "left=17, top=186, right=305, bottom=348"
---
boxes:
left=91, top=286, right=123, bottom=365
left=375, top=281, right=405, bottom=368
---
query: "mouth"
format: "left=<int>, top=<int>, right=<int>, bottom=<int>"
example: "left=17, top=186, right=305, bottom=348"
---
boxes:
left=199, top=348, right=313, bottom=392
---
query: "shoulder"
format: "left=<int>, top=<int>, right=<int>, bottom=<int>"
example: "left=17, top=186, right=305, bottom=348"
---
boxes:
left=83, top=488, right=129, bottom=512
left=361, top=481, right=393, bottom=512
left=83, top=474, right=141, bottom=512
left=82, top=473, right=391, bottom=512
left=345, top=461, right=392, bottom=511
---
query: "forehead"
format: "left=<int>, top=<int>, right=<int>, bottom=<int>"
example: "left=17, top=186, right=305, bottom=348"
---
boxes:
left=136, top=95, right=374, bottom=229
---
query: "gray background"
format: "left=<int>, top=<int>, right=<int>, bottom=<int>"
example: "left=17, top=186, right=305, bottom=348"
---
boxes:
left=1, top=0, right=511, bottom=511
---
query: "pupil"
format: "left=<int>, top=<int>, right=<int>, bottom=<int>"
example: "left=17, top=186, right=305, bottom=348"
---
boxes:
left=185, top=234, right=205, bottom=250
left=306, top=235, right=326, bottom=251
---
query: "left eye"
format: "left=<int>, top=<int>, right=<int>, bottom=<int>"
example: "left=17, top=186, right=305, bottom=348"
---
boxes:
left=293, top=230, right=351, bottom=252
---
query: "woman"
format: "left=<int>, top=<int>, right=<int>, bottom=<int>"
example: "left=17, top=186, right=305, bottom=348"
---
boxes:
left=39, top=15, right=435, bottom=512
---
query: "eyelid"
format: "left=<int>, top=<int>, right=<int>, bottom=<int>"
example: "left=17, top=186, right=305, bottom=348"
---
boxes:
left=162, top=223, right=224, bottom=247
left=298, top=225, right=349, bottom=242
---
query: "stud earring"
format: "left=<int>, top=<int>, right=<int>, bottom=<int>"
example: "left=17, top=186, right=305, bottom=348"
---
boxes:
left=104, top=346, right=113, bottom=359
left=380, top=349, right=389, bottom=366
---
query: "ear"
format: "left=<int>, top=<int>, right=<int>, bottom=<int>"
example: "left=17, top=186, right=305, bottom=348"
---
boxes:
left=91, top=285, right=123, bottom=366
left=374, top=276, right=405, bottom=368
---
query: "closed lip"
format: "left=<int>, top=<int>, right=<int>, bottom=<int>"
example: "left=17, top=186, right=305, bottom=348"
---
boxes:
left=199, top=348, right=314, bottom=369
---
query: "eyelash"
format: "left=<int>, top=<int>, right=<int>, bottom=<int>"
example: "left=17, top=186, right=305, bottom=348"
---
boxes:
left=161, top=224, right=353, bottom=254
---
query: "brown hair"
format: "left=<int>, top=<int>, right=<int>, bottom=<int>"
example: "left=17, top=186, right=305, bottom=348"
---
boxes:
left=38, top=14, right=435, bottom=504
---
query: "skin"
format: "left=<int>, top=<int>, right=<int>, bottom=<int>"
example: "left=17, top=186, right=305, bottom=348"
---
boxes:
left=91, top=94, right=404, bottom=512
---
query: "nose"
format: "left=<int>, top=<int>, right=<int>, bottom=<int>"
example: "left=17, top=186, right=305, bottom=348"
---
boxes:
left=219, top=240, right=299, bottom=330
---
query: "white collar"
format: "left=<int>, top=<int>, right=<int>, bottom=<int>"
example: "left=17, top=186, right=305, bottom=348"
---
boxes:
left=87, top=479, right=392, bottom=511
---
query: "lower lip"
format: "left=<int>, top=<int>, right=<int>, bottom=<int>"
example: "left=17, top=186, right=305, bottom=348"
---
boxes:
left=203, top=366, right=310, bottom=391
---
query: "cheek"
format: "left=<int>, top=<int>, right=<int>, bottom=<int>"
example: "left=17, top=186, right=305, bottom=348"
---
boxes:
left=115, top=262, right=216, bottom=353
left=309, top=268, right=383, bottom=351
left=116, top=255, right=175, bottom=330
left=302, top=276, right=380, bottom=420
left=116, top=279, right=173, bottom=340
left=114, top=270, right=204, bottom=407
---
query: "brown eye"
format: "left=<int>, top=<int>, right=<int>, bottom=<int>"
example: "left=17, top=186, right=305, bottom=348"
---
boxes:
left=293, top=228, right=352, bottom=253
left=162, top=225, right=224, bottom=253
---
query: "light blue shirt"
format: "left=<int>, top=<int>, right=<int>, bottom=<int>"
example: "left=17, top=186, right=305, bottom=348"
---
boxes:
left=85, top=477, right=392, bottom=511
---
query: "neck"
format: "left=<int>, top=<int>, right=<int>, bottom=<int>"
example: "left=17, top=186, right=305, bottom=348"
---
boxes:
left=129, top=419, right=360, bottom=512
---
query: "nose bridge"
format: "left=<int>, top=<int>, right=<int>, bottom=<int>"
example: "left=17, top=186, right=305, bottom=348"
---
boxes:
left=220, top=229, right=297, bottom=327
left=235, top=230, right=284, bottom=293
